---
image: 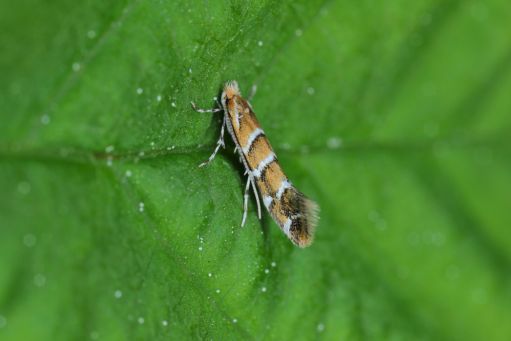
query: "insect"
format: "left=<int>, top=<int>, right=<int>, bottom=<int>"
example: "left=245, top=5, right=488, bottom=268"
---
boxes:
left=191, top=81, right=319, bottom=247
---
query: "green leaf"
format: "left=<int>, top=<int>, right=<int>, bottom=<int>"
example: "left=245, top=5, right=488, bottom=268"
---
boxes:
left=1, top=0, right=511, bottom=340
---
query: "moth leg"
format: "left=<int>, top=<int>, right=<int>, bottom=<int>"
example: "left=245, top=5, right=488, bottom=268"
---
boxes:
left=199, top=116, right=226, bottom=168
left=241, top=175, right=252, bottom=227
left=250, top=175, right=262, bottom=219
left=191, top=101, right=223, bottom=114
left=247, top=84, right=257, bottom=102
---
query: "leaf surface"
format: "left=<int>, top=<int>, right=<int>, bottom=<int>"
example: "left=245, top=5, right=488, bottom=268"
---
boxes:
left=1, top=0, right=511, bottom=340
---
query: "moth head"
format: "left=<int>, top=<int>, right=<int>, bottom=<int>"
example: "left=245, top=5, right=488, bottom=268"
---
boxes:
left=222, top=81, right=241, bottom=106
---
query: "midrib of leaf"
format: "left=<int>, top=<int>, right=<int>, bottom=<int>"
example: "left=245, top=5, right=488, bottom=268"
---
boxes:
left=0, top=136, right=508, bottom=167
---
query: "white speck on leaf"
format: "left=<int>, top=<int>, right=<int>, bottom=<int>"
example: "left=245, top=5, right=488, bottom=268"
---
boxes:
left=136, top=88, right=143, bottom=95
left=280, top=143, right=291, bottom=150
left=87, top=30, right=97, bottom=39
left=17, top=181, right=31, bottom=195
left=23, top=234, right=37, bottom=247
left=72, top=62, right=81, bottom=72
left=34, top=273, right=46, bottom=287
left=114, top=290, right=122, bottom=299
left=327, top=137, right=342, bottom=149
left=41, top=114, right=50, bottom=125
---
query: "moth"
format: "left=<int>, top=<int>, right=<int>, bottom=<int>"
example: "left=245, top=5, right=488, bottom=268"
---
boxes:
left=192, top=81, right=319, bottom=247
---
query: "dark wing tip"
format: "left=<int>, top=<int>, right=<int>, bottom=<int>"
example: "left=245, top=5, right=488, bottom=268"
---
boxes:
left=295, top=198, right=319, bottom=248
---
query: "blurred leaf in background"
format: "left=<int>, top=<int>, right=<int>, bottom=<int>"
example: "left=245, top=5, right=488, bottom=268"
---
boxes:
left=1, top=0, right=511, bottom=340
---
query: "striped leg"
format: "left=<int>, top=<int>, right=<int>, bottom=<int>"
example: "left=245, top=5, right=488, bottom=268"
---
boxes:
left=191, top=101, right=223, bottom=114
left=239, top=170, right=263, bottom=224
left=199, top=116, right=226, bottom=168
left=250, top=176, right=262, bottom=219
left=241, top=175, right=252, bottom=227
